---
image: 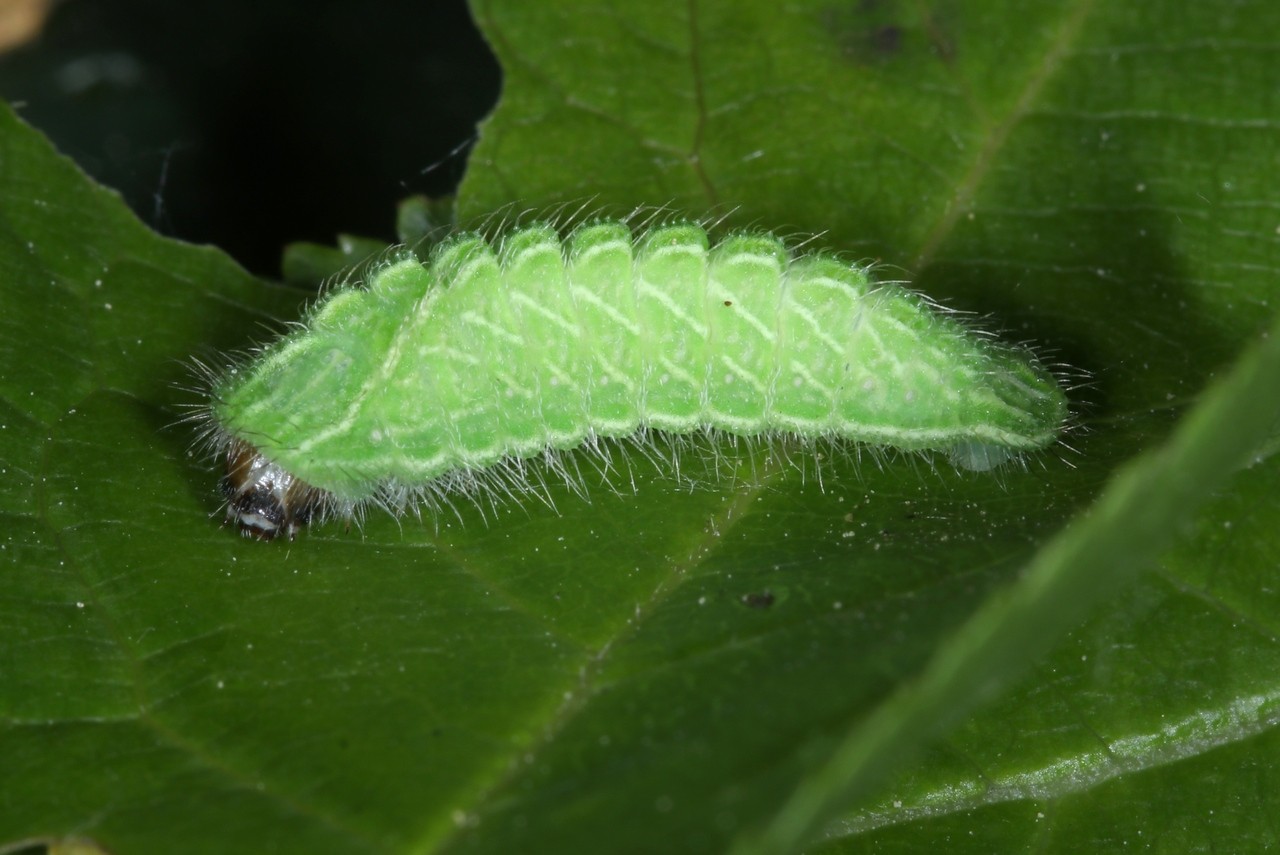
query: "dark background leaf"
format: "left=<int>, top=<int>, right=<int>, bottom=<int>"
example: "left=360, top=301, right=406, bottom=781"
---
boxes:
left=1, top=1, right=1278, bottom=853
left=0, top=0, right=499, bottom=275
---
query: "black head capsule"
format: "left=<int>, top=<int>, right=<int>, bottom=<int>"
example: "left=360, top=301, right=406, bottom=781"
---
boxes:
left=220, top=439, right=325, bottom=541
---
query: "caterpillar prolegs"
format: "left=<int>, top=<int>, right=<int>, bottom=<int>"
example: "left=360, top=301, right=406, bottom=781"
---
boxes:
left=203, top=219, right=1068, bottom=540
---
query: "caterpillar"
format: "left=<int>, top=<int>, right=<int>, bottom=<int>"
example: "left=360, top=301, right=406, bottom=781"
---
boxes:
left=201, top=218, right=1068, bottom=540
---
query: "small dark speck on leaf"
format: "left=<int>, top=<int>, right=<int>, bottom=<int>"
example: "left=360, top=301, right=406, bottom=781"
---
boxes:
left=741, top=591, right=775, bottom=609
left=871, top=25, right=902, bottom=54
left=823, top=2, right=957, bottom=66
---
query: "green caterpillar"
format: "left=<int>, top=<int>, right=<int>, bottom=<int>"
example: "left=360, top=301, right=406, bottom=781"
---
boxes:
left=204, top=219, right=1068, bottom=540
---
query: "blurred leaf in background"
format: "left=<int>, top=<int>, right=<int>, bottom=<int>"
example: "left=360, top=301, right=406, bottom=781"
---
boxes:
left=0, top=0, right=55, bottom=53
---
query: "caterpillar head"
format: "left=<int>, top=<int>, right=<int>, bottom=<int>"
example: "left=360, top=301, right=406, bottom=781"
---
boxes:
left=220, top=438, right=326, bottom=541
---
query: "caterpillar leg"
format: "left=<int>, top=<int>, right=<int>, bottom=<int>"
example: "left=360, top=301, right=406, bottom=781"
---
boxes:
left=948, top=441, right=1015, bottom=472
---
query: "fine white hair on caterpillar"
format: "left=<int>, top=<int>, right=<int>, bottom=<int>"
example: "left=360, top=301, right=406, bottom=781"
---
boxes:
left=191, top=215, right=1070, bottom=541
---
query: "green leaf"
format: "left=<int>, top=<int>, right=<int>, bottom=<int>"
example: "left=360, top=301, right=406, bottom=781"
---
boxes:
left=2, top=2, right=1278, bottom=854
